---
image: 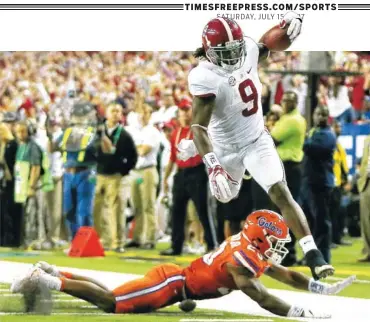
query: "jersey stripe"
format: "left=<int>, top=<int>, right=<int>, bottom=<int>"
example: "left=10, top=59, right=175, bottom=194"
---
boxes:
left=239, top=250, right=260, bottom=272
left=115, top=275, right=185, bottom=302
left=217, top=17, right=234, bottom=42
left=233, top=251, right=257, bottom=276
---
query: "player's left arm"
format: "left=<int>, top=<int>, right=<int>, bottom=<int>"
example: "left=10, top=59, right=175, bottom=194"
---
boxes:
left=265, top=263, right=356, bottom=295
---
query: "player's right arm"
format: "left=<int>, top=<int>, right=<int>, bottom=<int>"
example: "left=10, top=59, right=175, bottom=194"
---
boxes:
left=191, top=95, right=215, bottom=156
left=188, top=66, right=218, bottom=157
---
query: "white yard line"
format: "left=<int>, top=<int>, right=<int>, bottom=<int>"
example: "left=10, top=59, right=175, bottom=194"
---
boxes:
left=180, top=320, right=273, bottom=322
left=0, top=312, right=113, bottom=316
left=0, top=260, right=369, bottom=322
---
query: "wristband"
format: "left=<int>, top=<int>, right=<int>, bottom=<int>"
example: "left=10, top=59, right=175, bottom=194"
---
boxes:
left=287, top=305, right=304, bottom=317
left=308, top=278, right=325, bottom=294
left=203, top=152, right=221, bottom=168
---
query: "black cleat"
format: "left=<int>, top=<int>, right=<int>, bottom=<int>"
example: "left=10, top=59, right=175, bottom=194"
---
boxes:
left=305, top=249, right=335, bottom=280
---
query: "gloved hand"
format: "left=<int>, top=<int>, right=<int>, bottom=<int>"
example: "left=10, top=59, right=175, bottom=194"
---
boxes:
left=203, top=152, right=239, bottom=203
left=288, top=305, right=331, bottom=319
left=308, top=275, right=356, bottom=295
left=177, top=139, right=198, bottom=161
left=302, top=308, right=331, bottom=319
left=280, top=11, right=303, bottom=41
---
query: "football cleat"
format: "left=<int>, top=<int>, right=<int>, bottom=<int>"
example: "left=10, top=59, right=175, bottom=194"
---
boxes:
left=36, top=261, right=60, bottom=277
left=305, top=249, right=335, bottom=280
left=10, top=266, right=45, bottom=294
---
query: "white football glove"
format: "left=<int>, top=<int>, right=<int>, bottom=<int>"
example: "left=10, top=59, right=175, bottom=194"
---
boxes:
left=288, top=306, right=331, bottom=319
left=302, top=308, right=331, bottom=319
left=203, top=152, right=239, bottom=203
left=308, top=275, right=356, bottom=295
left=280, top=11, right=303, bottom=41
left=177, top=139, right=198, bottom=161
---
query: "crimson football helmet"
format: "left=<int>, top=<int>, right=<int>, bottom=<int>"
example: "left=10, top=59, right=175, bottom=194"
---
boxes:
left=242, top=210, right=291, bottom=265
left=202, top=17, right=246, bottom=72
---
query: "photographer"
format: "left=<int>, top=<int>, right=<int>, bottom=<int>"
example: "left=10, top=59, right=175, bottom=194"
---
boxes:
left=94, top=102, right=138, bottom=252
left=51, top=100, right=100, bottom=240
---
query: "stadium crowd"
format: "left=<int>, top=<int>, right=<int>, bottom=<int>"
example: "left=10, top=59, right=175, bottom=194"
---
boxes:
left=0, top=51, right=369, bottom=266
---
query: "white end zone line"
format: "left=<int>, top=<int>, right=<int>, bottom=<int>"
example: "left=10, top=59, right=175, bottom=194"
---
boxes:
left=1, top=261, right=369, bottom=322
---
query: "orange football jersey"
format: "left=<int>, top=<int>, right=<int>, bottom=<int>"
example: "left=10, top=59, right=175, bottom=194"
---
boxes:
left=183, top=232, right=270, bottom=300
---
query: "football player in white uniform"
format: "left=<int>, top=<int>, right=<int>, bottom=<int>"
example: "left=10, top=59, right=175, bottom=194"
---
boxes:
left=178, top=12, right=334, bottom=280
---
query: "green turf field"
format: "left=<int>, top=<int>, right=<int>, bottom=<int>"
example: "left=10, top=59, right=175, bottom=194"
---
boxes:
left=0, top=238, right=369, bottom=321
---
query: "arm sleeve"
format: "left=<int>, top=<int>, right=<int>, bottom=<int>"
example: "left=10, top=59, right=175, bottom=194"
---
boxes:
left=188, top=66, right=219, bottom=97
left=271, top=118, right=296, bottom=142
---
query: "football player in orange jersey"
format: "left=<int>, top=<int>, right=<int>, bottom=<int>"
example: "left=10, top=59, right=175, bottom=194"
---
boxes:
left=11, top=210, right=355, bottom=319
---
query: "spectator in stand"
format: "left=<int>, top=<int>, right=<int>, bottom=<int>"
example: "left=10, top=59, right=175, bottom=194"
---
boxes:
left=126, top=104, right=161, bottom=250
left=357, top=134, right=370, bottom=262
left=302, top=106, right=336, bottom=264
left=94, top=103, right=137, bottom=252
left=150, top=89, right=178, bottom=126
left=0, top=122, right=22, bottom=247
left=45, top=119, right=66, bottom=247
left=330, top=121, right=351, bottom=248
left=327, top=76, right=354, bottom=124
left=270, top=91, right=307, bottom=266
left=289, top=75, right=308, bottom=117
left=14, top=120, right=44, bottom=247
left=346, top=61, right=365, bottom=121
left=160, top=100, right=217, bottom=256
left=156, top=122, right=175, bottom=240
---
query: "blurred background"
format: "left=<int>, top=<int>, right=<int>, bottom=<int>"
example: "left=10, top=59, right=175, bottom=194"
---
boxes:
left=0, top=50, right=369, bottom=267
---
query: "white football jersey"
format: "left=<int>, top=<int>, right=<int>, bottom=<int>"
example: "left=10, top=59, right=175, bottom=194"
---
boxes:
left=188, top=37, right=264, bottom=146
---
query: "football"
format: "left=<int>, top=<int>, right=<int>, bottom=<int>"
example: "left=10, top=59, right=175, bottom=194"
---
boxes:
left=179, top=299, right=197, bottom=312
left=260, top=25, right=291, bottom=51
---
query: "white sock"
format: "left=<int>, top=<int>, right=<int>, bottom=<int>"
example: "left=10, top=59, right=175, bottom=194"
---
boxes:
left=40, top=274, right=62, bottom=291
left=299, top=235, right=317, bottom=254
